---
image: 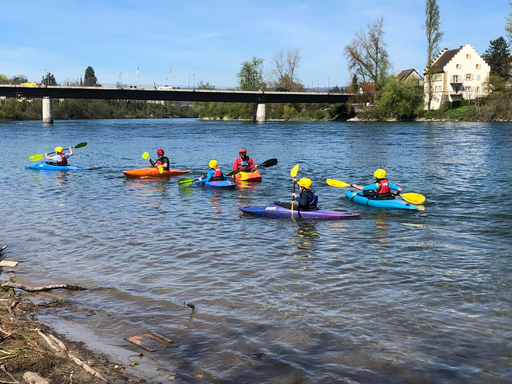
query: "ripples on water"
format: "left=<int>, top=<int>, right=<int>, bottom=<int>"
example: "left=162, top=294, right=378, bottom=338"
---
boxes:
left=1, top=119, right=511, bottom=383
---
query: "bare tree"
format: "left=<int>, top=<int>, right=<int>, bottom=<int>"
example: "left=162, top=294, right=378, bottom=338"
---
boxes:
left=424, top=0, right=444, bottom=110
left=506, top=1, right=512, bottom=44
left=269, top=48, right=304, bottom=90
left=343, top=18, right=390, bottom=102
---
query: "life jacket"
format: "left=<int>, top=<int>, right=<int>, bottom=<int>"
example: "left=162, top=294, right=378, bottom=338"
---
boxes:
left=211, top=166, right=225, bottom=181
left=378, top=179, right=390, bottom=194
left=56, top=153, right=68, bottom=166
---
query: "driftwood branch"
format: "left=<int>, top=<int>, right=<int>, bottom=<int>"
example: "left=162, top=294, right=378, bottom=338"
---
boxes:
left=1, top=283, right=86, bottom=292
left=0, top=365, right=19, bottom=384
left=68, top=353, right=107, bottom=382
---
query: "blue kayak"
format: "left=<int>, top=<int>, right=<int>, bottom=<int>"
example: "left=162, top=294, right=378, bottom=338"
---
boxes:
left=240, top=204, right=361, bottom=220
left=345, top=190, right=418, bottom=210
left=24, top=163, right=88, bottom=171
left=195, top=179, right=236, bottom=188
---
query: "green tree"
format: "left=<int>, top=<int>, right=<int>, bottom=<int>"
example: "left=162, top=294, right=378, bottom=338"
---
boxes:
left=44, top=72, right=57, bottom=85
left=375, top=76, right=424, bottom=120
left=84, top=66, right=98, bottom=86
left=9, top=75, right=27, bottom=85
left=346, top=74, right=359, bottom=93
left=343, top=18, right=390, bottom=101
left=237, top=57, right=265, bottom=91
left=197, top=81, right=216, bottom=90
left=0, top=74, right=8, bottom=84
left=424, top=0, right=443, bottom=110
left=483, top=37, right=511, bottom=81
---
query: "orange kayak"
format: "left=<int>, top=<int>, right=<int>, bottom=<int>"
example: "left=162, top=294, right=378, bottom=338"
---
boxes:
left=123, top=168, right=190, bottom=178
left=233, top=170, right=262, bottom=182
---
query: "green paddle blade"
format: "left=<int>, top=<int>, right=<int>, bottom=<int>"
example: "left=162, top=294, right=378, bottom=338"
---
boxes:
left=260, top=158, right=278, bottom=167
left=73, top=142, right=87, bottom=149
left=225, top=170, right=239, bottom=177
left=401, top=192, right=425, bottom=205
left=178, top=177, right=196, bottom=187
left=142, top=152, right=149, bottom=159
left=29, top=154, right=44, bottom=162
left=326, top=179, right=351, bottom=188
left=290, top=164, right=299, bottom=178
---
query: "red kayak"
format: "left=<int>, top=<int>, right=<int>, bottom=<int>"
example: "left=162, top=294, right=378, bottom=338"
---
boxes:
left=123, top=168, right=190, bottom=178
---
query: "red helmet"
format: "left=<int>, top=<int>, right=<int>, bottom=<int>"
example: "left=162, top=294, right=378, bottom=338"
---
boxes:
left=157, top=149, right=164, bottom=155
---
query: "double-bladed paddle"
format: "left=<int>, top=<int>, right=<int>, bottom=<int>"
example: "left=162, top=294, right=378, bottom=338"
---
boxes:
left=29, top=142, right=87, bottom=161
left=228, top=158, right=278, bottom=177
left=142, top=152, right=163, bottom=174
left=326, top=178, right=425, bottom=204
left=177, top=177, right=199, bottom=187
left=290, top=164, right=299, bottom=217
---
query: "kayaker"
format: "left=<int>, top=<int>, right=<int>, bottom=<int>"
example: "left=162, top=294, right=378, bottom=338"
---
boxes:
left=45, top=146, right=73, bottom=166
left=199, top=160, right=227, bottom=182
left=292, top=178, right=318, bottom=211
left=232, top=147, right=257, bottom=171
left=148, top=148, right=169, bottom=170
left=351, top=169, right=402, bottom=198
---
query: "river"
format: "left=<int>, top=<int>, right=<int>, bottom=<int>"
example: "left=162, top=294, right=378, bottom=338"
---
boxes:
left=1, top=119, right=511, bottom=383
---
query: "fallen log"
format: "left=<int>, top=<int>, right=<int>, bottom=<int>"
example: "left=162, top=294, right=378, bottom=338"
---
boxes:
left=0, top=261, right=18, bottom=268
left=0, top=283, right=86, bottom=292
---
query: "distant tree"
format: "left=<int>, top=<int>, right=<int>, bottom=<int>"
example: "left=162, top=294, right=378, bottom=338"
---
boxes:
left=237, top=56, right=266, bottom=91
left=269, top=48, right=304, bottom=91
left=506, top=1, right=512, bottom=44
left=483, top=37, right=511, bottom=81
left=346, top=74, right=359, bottom=93
left=197, top=80, right=216, bottom=90
left=9, top=75, right=28, bottom=85
left=62, top=78, right=81, bottom=86
left=0, top=74, right=8, bottom=84
left=330, top=85, right=342, bottom=93
left=44, top=72, right=57, bottom=85
left=424, top=0, right=444, bottom=110
left=344, top=18, right=390, bottom=101
left=375, top=76, right=423, bottom=120
left=84, top=66, right=98, bottom=86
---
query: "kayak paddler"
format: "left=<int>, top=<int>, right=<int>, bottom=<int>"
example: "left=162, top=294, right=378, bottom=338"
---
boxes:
left=232, top=147, right=257, bottom=172
left=45, top=146, right=73, bottom=166
left=198, top=160, right=227, bottom=182
left=351, top=169, right=402, bottom=198
left=275, top=177, right=318, bottom=211
left=148, top=148, right=169, bottom=170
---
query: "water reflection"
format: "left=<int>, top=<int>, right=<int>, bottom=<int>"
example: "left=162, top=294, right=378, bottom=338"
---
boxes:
left=288, top=220, right=320, bottom=251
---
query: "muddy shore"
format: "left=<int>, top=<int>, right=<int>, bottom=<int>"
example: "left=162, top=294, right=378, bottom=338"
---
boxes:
left=0, top=246, right=173, bottom=383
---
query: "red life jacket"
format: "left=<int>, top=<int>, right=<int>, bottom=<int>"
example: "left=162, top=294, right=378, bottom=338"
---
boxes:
left=57, top=153, right=68, bottom=166
left=378, top=179, right=390, bottom=194
left=213, top=167, right=223, bottom=178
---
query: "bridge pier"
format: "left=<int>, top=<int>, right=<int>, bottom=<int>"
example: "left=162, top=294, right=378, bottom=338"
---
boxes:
left=253, top=103, right=266, bottom=123
left=42, top=97, right=54, bottom=124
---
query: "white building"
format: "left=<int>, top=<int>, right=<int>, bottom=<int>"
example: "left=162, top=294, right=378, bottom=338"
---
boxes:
left=424, top=43, right=490, bottom=110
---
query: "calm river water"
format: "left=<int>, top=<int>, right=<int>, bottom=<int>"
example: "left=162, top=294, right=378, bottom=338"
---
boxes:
left=1, top=119, right=511, bottom=383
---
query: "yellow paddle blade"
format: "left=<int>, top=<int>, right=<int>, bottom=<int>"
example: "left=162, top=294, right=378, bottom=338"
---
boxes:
left=326, top=179, right=351, bottom=188
left=290, top=164, right=299, bottom=178
left=29, top=154, right=44, bottom=162
left=401, top=193, right=425, bottom=205
left=142, top=152, right=149, bottom=159
left=157, top=165, right=164, bottom=174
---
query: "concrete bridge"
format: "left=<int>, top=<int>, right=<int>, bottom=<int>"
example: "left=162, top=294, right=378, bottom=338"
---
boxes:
left=0, top=84, right=353, bottom=123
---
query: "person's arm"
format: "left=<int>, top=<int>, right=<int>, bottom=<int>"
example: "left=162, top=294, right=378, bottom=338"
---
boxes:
left=202, top=169, right=214, bottom=182
left=232, top=158, right=240, bottom=171
left=248, top=158, right=257, bottom=170
left=362, top=183, right=378, bottom=191
left=388, top=182, right=402, bottom=193
left=44, top=153, right=51, bottom=160
left=161, top=157, right=170, bottom=170
left=149, top=158, right=155, bottom=167
left=351, top=184, right=363, bottom=190
left=68, top=147, right=73, bottom=156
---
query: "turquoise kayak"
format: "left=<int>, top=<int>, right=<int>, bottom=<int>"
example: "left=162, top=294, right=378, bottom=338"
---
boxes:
left=24, top=163, right=88, bottom=171
left=194, top=179, right=236, bottom=188
left=345, top=190, right=418, bottom=210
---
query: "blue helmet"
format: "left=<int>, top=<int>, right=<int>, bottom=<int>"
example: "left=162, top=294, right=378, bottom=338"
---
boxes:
left=241, top=161, right=249, bottom=167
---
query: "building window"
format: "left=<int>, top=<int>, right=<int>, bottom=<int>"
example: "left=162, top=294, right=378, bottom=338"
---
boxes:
left=465, top=86, right=472, bottom=91
left=434, top=74, right=441, bottom=81
left=466, top=74, right=473, bottom=81
left=477, top=75, right=481, bottom=81
left=456, top=64, right=462, bottom=69
left=476, top=63, right=481, bottom=69
left=476, top=87, right=480, bottom=92
left=452, top=75, right=460, bottom=82
left=466, top=54, right=471, bottom=59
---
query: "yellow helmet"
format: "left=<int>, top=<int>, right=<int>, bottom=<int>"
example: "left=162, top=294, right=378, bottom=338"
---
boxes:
left=374, top=169, right=386, bottom=179
left=298, top=178, right=312, bottom=189
left=55, top=146, right=63, bottom=153
left=209, top=160, right=218, bottom=168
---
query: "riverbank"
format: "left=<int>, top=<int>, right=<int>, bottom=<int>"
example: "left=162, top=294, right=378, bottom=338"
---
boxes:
left=0, top=246, right=166, bottom=383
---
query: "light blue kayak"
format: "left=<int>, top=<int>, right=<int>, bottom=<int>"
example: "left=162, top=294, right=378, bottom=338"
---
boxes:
left=194, top=179, right=236, bottom=188
left=345, top=190, right=418, bottom=210
left=24, top=163, right=88, bottom=171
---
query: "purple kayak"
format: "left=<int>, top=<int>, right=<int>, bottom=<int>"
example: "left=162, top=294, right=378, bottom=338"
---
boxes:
left=239, top=204, right=360, bottom=220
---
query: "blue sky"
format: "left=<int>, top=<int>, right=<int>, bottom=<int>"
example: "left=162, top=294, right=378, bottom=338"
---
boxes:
left=0, top=0, right=509, bottom=88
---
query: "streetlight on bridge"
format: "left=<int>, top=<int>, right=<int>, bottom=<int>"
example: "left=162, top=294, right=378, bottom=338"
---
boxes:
left=119, top=71, right=123, bottom=85
left=328, top=77, right=330, bottom=93
left=317, top=78, right=319, bottom=92
left=193, top=73, right=195, bottom=91
left=188, top=75, right=190, bottom=89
